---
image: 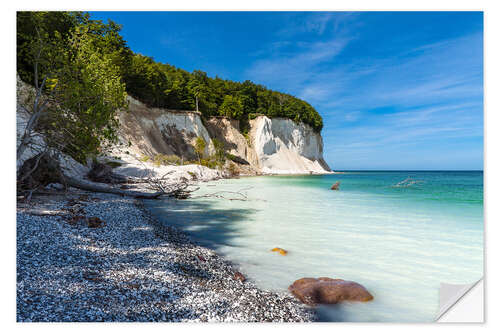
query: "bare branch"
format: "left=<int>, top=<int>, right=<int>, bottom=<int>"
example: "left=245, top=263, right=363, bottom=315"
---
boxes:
left=190, top=186, right=260, bottom=201
left=18, top=149, right=49, bottom=182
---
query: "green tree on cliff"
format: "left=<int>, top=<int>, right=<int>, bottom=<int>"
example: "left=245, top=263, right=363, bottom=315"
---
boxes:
left=194, top=137, right=206, bottom=164
left=17, top=11, right=324, bottom=133
left=17, top=12, right=128, bottom=164
left=219, top=95, right=243, bottom=119
left=212, top=138, right=226, bottom=165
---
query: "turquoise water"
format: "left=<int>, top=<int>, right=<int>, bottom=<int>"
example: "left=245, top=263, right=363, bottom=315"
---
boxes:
left=144, top=171, right=483, bottom=322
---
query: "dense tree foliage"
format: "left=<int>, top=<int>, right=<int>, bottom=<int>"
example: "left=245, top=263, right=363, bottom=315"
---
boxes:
left=124, top=57, right=323, bottom=132
left=17, top=11, right=84, bottom=85
left=17, top=12, right=128, bottom=163
left=17, top=11, right=323, bottom=133
left=44, top=22, right=128, bottom=163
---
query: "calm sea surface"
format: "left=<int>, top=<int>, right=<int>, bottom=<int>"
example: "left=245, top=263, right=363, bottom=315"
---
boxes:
left=144, top=171, right=483, bottom=322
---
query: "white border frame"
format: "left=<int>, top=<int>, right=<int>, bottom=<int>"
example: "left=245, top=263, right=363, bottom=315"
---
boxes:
left=2, top=1, right=497, bottom=332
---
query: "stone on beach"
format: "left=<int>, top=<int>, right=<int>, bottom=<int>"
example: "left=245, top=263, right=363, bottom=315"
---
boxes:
left=66, top=215, right=86, bottom=226
left=87, top=216, right=105, bottom=228
left=17, top=192, right=314, bottom=322
left=288, top=277, right=373, bottom=305
left=233, top=271, right=246, bottom=282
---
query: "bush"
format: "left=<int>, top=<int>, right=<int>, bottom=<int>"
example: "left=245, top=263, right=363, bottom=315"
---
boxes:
left=212, top=138, right=225, bottom=164
left=248, top=113, right=264, bottom=120
left=200, top=158, right=218, bottom=169
left=228, top=162, right=240, bottom=177
left=165, top=155, right=182, bottom=165
left=194, top=136, right=206, bottom=163
left=153, top=154, right=181, bottom=166
left=243, top=133, right=252, bottom=148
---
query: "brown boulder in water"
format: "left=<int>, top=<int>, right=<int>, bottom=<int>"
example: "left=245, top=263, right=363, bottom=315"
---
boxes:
left=330, top=181, right=340, bottom=190
left=288, top=277, right=373, bottom=305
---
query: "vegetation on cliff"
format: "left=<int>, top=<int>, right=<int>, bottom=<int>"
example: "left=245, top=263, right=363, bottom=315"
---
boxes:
left=17, top=11, right=128, bottom=164
left=17, top=11, right=324, bottom=136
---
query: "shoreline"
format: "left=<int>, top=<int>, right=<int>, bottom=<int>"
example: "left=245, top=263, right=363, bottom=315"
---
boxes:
left=16, top=188, right=315, bottom=322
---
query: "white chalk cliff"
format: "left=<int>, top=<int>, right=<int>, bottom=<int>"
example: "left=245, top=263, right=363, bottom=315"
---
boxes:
left=249, top=116, right=331, bottom=174
left=118, top=97, right=331, bottom=175
left=119, top=97, right=214, bottom=160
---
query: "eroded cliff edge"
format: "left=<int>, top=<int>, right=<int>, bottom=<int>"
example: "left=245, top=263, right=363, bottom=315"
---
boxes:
left=119, top=97, right=332, bottom=175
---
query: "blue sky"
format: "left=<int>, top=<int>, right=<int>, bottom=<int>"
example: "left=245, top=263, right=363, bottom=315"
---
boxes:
left=91, top=11, right=483, bottom=170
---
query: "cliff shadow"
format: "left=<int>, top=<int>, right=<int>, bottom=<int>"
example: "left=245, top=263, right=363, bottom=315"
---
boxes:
left=204, top=119, right=239, bottom=153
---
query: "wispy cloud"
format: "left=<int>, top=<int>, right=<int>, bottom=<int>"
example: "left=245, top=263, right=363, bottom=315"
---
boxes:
left=245, top=15, right=362, bottom=95
left=301, top=32, right=482, bottom=108
left=308, top=13, right=334, bottom=35
left=246, top=37, right=350, bottom=91
left=276, top=12, right=360, bottom=37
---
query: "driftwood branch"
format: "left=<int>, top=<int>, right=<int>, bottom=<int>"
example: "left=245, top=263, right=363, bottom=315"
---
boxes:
left=125, top=155, right=201, bottom=199
left=191, top=186, right=258, bottom=201
left=62, top=175, right=165, bottom=199
left=392, top=177, right=424, bottom=188
left=64, top=157, right=199, bottom=200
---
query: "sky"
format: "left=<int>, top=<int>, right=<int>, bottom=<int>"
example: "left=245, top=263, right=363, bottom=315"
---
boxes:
left=90, top=11, right=483, bottom=170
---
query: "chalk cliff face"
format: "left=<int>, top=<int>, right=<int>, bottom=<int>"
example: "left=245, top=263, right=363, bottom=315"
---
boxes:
left=204, top=117, right=260, bottom=168
left=119, top=97, right=214, bottom=160
left=119, top=97, right=331, bottom=174
left=249, top=116, right=331, bottom=174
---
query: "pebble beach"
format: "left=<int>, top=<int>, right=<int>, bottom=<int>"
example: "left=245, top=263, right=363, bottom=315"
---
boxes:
left=16, top=190, right=314, bottom=322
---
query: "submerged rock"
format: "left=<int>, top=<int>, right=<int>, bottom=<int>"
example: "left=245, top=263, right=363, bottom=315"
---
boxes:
left=288, top=277, right=373, bottom=305
left=271, top=247, right=288, bottom=255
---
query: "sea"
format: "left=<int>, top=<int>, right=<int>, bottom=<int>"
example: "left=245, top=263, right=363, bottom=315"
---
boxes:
left=143, top=171, right=484, bottom=322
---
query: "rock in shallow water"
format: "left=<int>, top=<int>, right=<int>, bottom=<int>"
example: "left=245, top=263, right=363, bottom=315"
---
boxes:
left=288, top=277, right=373, bottom=305
left=330, top=181, right=340, bottom=190
left=271, top=247, right=288, bottom=255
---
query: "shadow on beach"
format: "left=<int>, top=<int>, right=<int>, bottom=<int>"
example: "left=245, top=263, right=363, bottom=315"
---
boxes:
left=18, top=194, right=304, bottom=322
left=143, top=197, right=258, bottom=251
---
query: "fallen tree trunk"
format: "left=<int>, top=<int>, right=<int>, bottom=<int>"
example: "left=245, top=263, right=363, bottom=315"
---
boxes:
left=87, top=161, right=131, bottom=184
left=62, top=175, right=164, bottom=199
left=18, top=153, right=189, bottom=200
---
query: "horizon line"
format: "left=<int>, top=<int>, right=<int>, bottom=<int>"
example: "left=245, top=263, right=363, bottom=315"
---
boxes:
left=332, top=169, right=484, bottom=172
